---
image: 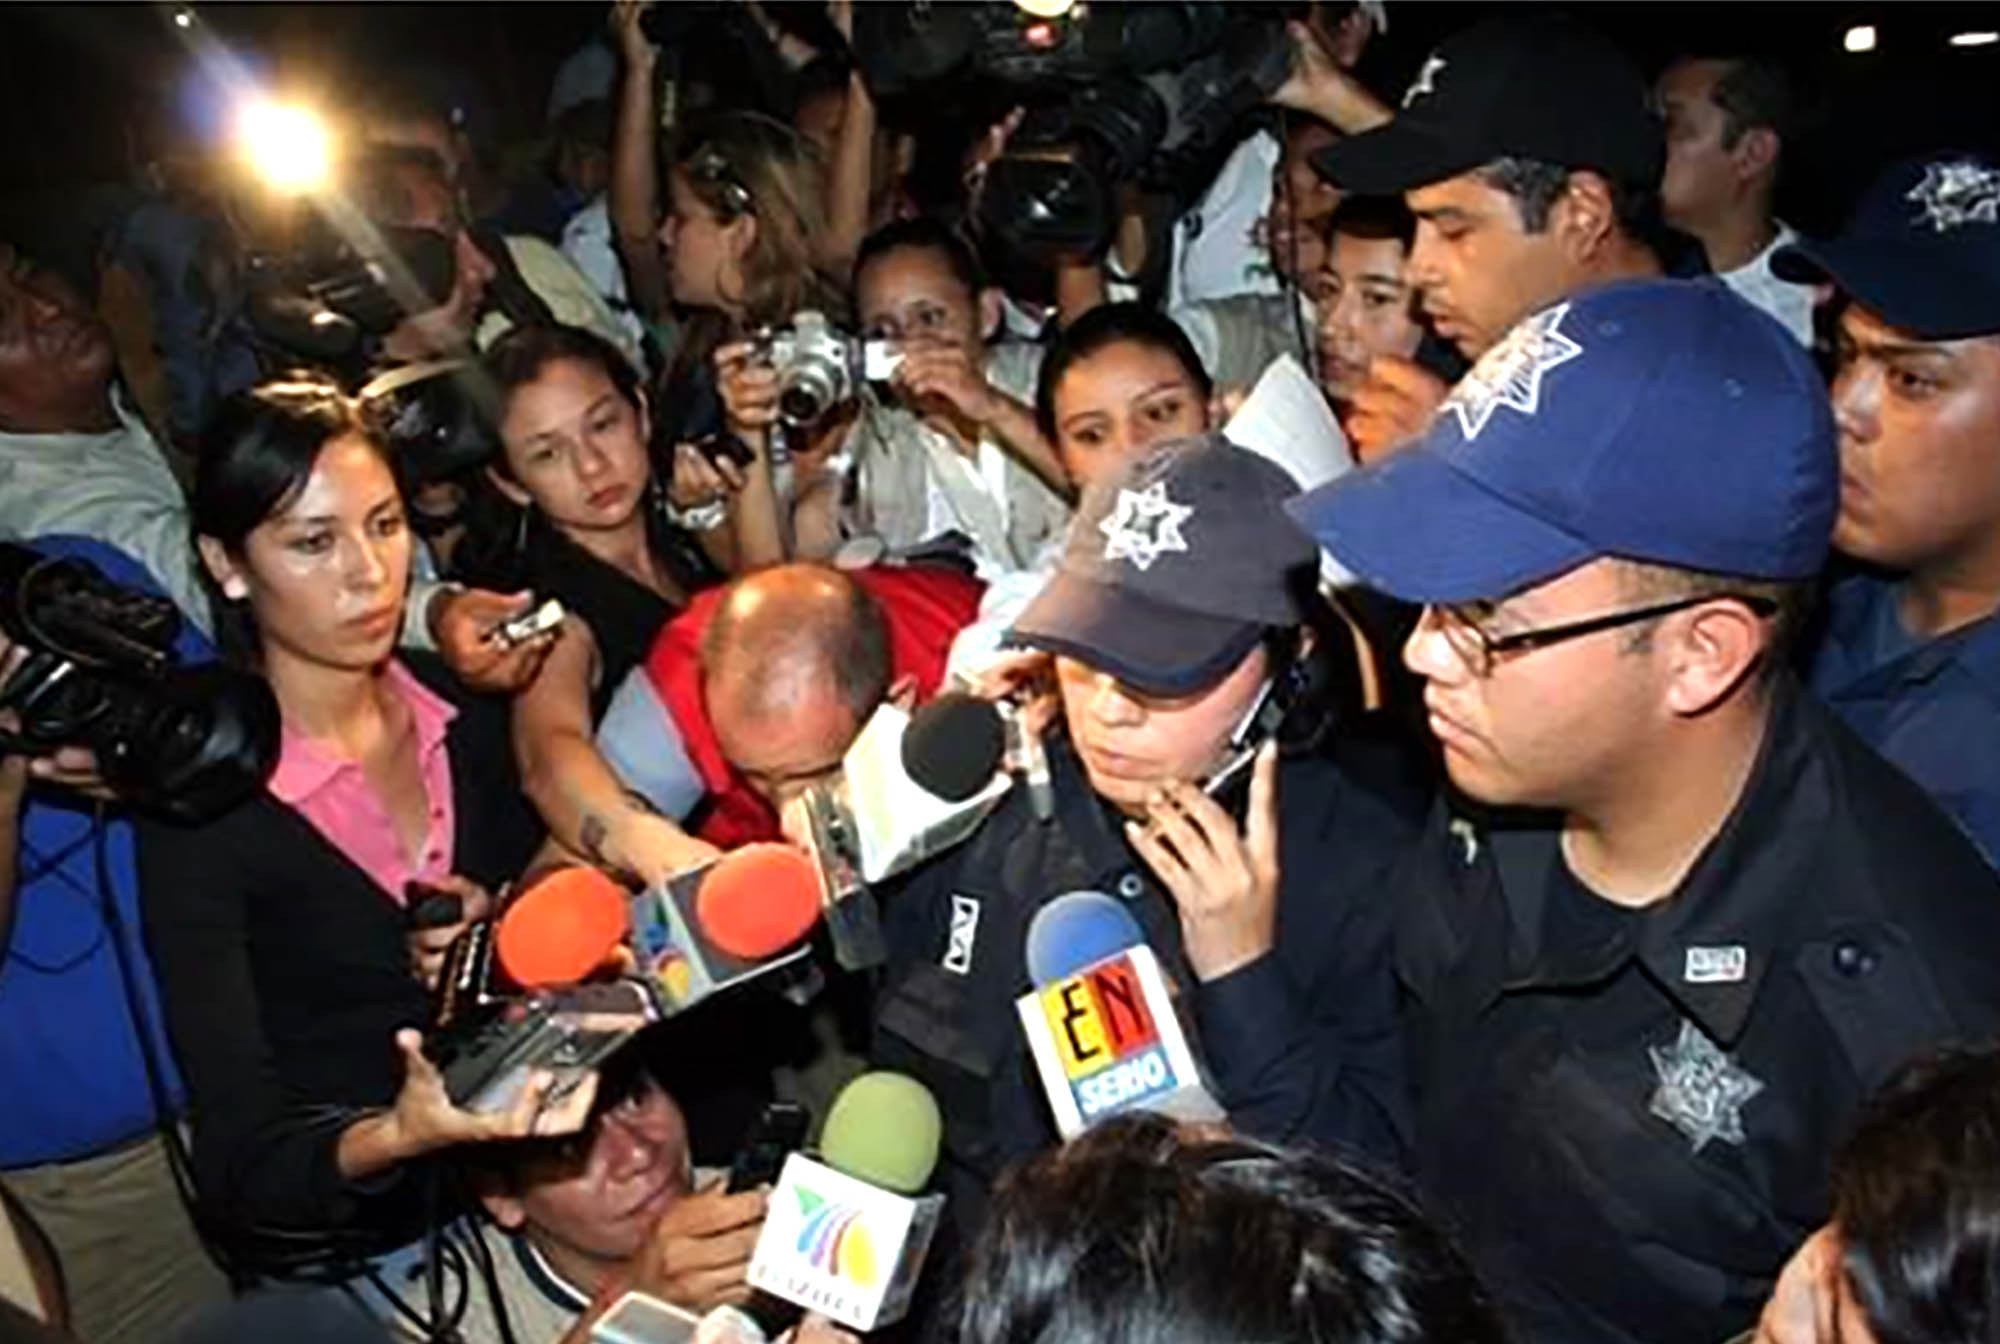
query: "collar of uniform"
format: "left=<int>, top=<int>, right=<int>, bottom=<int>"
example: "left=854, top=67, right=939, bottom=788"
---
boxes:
left=1821, top=570, right=2000, bottom=708
left=1487, top=677, right=1832, bottom=1046
left=1045, top=731, right=1160, bottom=902
left=508, top=1227, right=596, bottom=1314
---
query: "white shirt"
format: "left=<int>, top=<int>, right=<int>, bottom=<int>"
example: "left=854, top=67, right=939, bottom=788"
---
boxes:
left=561, top=196, right=649, bottom=355
left=1719, top=223, right=1816, bottom=346
left=0, top=397, right=212, bottom=634
left=1168, top=131, right=1282, bottom=311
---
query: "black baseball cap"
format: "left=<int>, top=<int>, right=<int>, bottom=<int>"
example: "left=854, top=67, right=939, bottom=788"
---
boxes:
left=1772, top=154, right=2000, bottom=340
left=1006, top=435, right=1315, bottom=696
left=1312, top=16, right=1663, bottom=196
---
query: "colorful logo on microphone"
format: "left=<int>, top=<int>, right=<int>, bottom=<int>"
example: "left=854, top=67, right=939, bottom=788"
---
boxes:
left=794, top=1188, right=880, bottom=1286
left=1038, top=950, right=1174, bottom=1120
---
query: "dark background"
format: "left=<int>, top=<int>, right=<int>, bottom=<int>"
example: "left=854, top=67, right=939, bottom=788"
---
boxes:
left=1, top=2, right=1995, bottom=265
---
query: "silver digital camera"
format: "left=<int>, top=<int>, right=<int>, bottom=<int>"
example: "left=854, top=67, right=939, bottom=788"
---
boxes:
left=756, top=310, right=902, bottom=428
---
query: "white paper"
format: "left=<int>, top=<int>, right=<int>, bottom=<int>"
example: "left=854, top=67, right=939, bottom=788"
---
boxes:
left=1223, top=352, right=1354, bottom=492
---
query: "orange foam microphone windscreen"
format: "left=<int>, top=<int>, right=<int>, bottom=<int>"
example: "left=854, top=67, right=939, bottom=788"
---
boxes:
left=495, top=866, right=632, bottom=989
left=694, top=843, right=823, bottom=961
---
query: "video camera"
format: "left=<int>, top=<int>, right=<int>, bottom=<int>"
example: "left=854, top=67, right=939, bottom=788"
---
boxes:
left=0, top=545, right=280, bottom=825
left=752, top=310, right=903, bottom=429
left=238, top=220, right=460, bottom=379
left=852, top=1, right=1305, bottom=259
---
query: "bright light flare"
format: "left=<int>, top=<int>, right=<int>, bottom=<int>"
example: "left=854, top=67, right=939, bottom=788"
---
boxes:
left=1013, top=0, right=1077, bottom=17
left=172, top=8, right=193, bottom=28
left=1843, top=25, right=1877, bottom=53
left=1950, top=30, right=1999, bottom=47
left=237, top=99, right=333, bottom=194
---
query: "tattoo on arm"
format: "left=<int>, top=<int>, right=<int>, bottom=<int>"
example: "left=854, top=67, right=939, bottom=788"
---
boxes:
left=579, top=812, right=611, bottom=867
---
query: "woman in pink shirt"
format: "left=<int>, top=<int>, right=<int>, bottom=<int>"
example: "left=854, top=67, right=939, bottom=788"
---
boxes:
left=138, top=376, right=588, bottom=1262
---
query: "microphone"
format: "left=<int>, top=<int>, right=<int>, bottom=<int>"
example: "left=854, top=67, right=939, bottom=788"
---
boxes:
left=496, top=865, right=633, bottom=989
left=748, top=1072, right=948, bottom=1332
left=901, top=692, right=1005, bottom=802
left=629, top=844, right=823, bottom=1016
left=1016, top=892, right=1223, bottom=1137
left=798, top=700, right=1013, bottom=972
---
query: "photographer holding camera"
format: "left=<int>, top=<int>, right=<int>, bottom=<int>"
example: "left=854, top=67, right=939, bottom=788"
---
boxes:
left=135, top=377, right=596, bottom=1267
left=712, top=217, right=1070, bottom=580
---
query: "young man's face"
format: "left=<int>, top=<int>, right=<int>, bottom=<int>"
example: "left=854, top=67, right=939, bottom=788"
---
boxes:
left=0, top=243, right=116, bottom=432
left=1404, top=170, right=1585, bottom=358
left=1400, top=560, right=1674, bottom=809
left=1316, top=231, right=1422, bottom=401
left=1655, top=58, right=1743, bottom=234
left=1830, top=304, right=2000, bottom=573
left=854, top=244, right=986, bottom=358
left=488, top=1076, right=694, bottom=1267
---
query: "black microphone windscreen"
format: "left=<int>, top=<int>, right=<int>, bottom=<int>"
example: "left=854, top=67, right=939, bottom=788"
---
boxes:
left=901, top=693, right=1005, bottom=802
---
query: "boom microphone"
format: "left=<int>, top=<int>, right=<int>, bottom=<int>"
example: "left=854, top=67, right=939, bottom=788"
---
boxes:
left=749, top=1072, right=947, bottom=1331
left=1017, top=892, right=1223, bottom=1136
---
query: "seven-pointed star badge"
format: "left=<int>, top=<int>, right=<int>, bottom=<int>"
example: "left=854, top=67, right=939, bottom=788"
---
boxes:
left=1098, top=482, right=1193, bottom=572
left=1906, top=159, right=2000, bottom=233
left=1648, top=1018, right=1764, bottom=1152
left=1438, top=302, right=1584, bottom=441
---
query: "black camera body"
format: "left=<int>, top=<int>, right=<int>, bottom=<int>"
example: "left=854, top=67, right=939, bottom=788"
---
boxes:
left=0, top=545, right=280, bottom=825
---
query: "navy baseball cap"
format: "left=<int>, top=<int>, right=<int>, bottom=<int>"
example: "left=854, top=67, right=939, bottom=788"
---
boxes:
left=1286, top=279, right=1837, bottom=604
left=1312, top=15, right=1663, bottom=197
left=1772, top=153, right=2000, bottom=340
left=1007, top=435, right=1315, bottom=696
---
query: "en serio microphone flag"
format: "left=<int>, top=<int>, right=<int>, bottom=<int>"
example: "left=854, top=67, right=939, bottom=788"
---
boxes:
left=629, top=844, right=820, bottom=1016
left=1017, top=942, right=1222, bottom=1137
left=747, top=1072, right=945, bottom=1332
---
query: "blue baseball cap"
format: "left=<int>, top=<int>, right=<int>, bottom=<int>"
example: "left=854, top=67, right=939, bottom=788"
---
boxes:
left=1285, top=279, right=1837, bottom=604
left=1772, top=153, right=2000, bottom=340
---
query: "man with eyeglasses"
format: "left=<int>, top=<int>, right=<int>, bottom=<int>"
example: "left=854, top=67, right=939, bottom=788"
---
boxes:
left=1288, top=278, right=2000, bottom=1344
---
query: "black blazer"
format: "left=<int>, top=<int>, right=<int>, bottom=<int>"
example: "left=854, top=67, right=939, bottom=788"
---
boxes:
left=136, top=655, right=541, bottom=1251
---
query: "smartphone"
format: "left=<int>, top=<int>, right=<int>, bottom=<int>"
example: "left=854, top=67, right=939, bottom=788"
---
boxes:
left=1201, top=672, right=1288, bottom=797
left=691, top=430, right=756, bottom=471
left=491, top=597, right=565, bottom=649
left=726, top=1101, right=810, bottom=1192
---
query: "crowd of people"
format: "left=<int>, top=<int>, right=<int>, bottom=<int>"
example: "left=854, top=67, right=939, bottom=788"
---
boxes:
left=3, top=3, right=2000, bottom=1343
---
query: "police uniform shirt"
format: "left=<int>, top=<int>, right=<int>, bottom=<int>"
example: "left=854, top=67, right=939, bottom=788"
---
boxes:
left=872, top=727, right=1421, bottom=1242
left=1395, top=676, right=2000, bottom=1344
left=1810, top=568, right=2000, bottom=867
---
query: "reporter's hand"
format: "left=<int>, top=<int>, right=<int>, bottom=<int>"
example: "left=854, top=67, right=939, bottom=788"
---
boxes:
left=1126, top=741, right=1281, bottom=982
left=405, top=875, right=493, bottom=991
left=1345, top=355, right=1448, bottom=464
left=1271, top=20, right=1344, bottom=113
left=430, top=588, right=559, bottom=694
left=714, top=341, right=780, bottom=443
left=1753, top=1227, right=1841, bottom=1344
left=383, top=1027, right=602, bottom=1158
left=893, top=343, right=1003, bottom=426
left=629, top=1180, right=769, bottom=1314
left=0, top=636, right=112, bottom=799
left=611, top=0, right=657, bottom=65
left=669, top=441, right=750, bottom=513
left=620, top=811, right=724, bottom=888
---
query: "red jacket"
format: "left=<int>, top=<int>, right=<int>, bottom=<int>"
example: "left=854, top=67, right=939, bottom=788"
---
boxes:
left=642, top=565, right=984, bottom=847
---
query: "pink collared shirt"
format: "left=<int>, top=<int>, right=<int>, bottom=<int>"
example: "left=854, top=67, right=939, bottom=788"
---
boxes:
left=268, top=660, right=459, bottom=905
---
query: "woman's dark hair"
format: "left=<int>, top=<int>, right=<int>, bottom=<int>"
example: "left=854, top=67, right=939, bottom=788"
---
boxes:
left=193, top=376, right=386, bottom=553
left=851, top=215, right=987, bottom=306
left=191, top=376, right=392, bottom=661
left=959, top=1114, right=1506, bottom=1344
left=1832, top=1043, right=2000, bottom=1344
left=1035, top=302, right=1214, bottom=442
left=482, top=323, right=646, bottom=481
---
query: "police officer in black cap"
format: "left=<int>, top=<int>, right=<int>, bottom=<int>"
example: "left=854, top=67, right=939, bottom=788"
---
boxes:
left=871, top=433, right=1423, bottom=1242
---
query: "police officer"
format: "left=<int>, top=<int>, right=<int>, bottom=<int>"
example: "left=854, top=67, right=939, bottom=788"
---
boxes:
left=872, top=433, right=1423, bottom=1242
left=1287, top=278, right=2000, bottom=1344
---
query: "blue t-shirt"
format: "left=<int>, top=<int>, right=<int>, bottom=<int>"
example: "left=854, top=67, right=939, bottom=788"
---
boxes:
left=1809, top=570, right=2000, bottom=868
left=0, top=536, right=210, bottom=1166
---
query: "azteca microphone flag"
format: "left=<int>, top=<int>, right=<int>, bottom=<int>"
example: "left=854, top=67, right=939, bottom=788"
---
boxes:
left=749, top=1072, right=946, bottom=1332
left=630, top=843, right=824, bottom=1015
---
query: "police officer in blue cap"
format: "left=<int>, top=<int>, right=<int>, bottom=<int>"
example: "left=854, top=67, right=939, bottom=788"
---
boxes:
left=1289, top=278, right=2000, bottom=1344
left=1774, top=153, right=2000, bottom=867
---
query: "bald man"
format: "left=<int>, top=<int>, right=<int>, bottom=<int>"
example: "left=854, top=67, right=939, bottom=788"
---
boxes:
left=547, top=563, right=982, bottom=885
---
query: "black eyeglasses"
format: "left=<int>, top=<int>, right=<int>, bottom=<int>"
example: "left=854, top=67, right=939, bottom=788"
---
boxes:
left=1426, top=593, right=1778, bottom=678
